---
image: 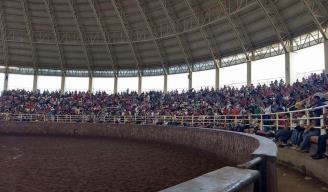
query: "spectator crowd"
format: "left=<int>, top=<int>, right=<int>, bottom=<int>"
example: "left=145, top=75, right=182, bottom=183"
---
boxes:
left=0, top=72, right=327, bottom=160
left=0, top=73, right=328, bottom=117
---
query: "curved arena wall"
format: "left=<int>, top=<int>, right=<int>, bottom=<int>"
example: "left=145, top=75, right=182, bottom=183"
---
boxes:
left=0, top=121, right=277, bottom=192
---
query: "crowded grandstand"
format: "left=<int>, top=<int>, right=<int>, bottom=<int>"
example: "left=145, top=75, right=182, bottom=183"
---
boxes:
left=0, top=0, right=328, bottom=191
left=1, top=72, right=328, bottom=161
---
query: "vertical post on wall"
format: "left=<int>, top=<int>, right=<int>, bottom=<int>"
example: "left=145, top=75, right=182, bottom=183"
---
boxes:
left=324, top=38, right=328, bottom=74
left=164, top=74, right=168, bottom=93
left=114, top=76, right=118, bottom=94
left=88, top=75, right=93, bottom=93
left=188, top=71, right=192, bottom=90
left=285, top=41, right=293, bottom=85
left=215, top=67, right=220, bottom=90
left=3, top=72, right=8, bottom=91
left=138, top=75, right=142, bottom=94
left=61, top=75, right=65, bottom=93
left=32, top=71, right=38, bottom=91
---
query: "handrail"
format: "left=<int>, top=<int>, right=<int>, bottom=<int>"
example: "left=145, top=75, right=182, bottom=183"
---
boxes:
left=0, top=104, right=327, bottom=135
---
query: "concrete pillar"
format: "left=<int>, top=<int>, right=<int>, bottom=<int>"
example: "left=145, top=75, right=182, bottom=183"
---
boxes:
left=114, top=76, right=118, bottom=94
left=247, top=60, right=252, bottom=86
left=285, top=41, right=294, bottom=85
left=285, top=52, right=291, bottom=85
left=88, top=76, right=93, bottom=92
left=61, top=75, right=65, bottom=92
left=164, top=74, right=168, bottom=93
left=188, top=71, right=192, bottom=90
left=215, top=68, right=220, bottom=90
left=324, top=38, right=328, bottom=74
left=3, top=72, right=8, bottom=91
left=138, top=75, right=142, bottom=94
left=32, top=73, right=38, bottom=91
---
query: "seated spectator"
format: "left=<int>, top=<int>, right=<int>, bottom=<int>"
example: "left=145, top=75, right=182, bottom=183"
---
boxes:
left=289, top=113, right=307, bottom=149
left=311, top=113, right=328, bottom=160
left=299, top=120, right=320, bottom=153
left=274, top=114, right=291, bottom=146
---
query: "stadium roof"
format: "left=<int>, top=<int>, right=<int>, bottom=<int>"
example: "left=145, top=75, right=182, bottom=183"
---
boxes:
left=0, top=0, right=327, bottom=77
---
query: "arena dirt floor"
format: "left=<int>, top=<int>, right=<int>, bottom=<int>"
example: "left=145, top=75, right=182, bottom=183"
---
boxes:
left=0, top=135, right=227, bottom=192
left=277, top=165, right=328, bottom=192
left=1, top=135, right=327, bottom=192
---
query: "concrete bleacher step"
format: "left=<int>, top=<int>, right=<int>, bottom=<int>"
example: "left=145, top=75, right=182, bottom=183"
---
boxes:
left=278, top=148, right=328, bottom=185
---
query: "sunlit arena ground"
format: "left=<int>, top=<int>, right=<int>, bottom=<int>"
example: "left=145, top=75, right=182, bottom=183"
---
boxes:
left=0, top=135, right=227, bottom=192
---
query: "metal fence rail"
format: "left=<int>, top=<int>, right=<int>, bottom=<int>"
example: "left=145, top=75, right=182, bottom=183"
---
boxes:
left=1, top=104, right=327, bottom=135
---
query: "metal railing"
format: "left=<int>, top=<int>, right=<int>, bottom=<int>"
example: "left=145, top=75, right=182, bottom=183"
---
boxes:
left=1, top=104, right=327, bottom=135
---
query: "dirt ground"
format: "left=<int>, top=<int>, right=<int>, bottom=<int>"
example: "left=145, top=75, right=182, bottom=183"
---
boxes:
left=0, top=135, right=226, bottom=192
left=277, top=165, right=328, bottom=192
left=1, top=135, right=327, bottom=192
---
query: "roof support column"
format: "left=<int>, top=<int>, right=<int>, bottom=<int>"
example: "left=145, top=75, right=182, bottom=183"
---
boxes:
left=138, top=75, right=142, bottom=95
left=247, top=60, right=252, bottom=86
left=61, top=75, right=65, bottom=93
left=285, top=41, right=293, bottom=85
left=164, top=74, right=168, bottom=93
left=88, top=76, right=93, bottom=93
left=188, top=71, right=192, bottom=90
left=215, top=68, right=220, bottom=90
left=33, top=72, right=38, bottom=91
left=114, top=76, right=118, bottom=94
left=285, top=52, right=291, bottom=85
left=3, top=73, right=8, bottom=91
left=325, top=38, right=328, bottom=74
left=247, top=53, right=255, bottom=86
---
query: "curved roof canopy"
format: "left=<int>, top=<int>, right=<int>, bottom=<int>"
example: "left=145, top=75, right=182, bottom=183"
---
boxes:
left=0, top=0, right=327, bottom=76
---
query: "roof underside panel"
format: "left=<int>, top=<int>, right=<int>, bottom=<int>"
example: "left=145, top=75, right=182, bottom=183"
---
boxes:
left=0, top=0, right=326, bottom=72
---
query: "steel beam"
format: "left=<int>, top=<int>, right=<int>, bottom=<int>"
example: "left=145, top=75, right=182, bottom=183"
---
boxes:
left=184, top=0, right=221, bottom=69
left=134, top=0, right=168, bottom=75
left=111, top=0, right=141, bottom=75
left=20, top=0, right=38, bottom=73
left=256, top=0, right=291, bottom=52
left=158, top=0, right=193, bottom=72
left=67, top=0, right=93, bottom=76
left=234, top=15, right=255, bottom=50
left=42, top=0, right=66, bottom=75
left=217, top=0, right=250, bottom=60
left=0, top=0, right=9, bottom=76
left=302, top=0, right=328, bottom=40
left=87, top=0, right=117, bottom=72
